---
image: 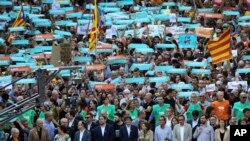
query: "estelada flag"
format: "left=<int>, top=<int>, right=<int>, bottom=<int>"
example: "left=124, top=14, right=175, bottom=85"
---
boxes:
left=88, top=0, right=99, bottom=52
left=6, top=6, right=26, bottom=44
left=207, top=28, right=233, bottom=64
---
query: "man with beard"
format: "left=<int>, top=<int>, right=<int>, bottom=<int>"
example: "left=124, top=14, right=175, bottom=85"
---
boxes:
left=114, top=113, right=125, bottom=141
left=193, top=115, right=214, bottom=141
left=93, top=116, right=115, bottom=141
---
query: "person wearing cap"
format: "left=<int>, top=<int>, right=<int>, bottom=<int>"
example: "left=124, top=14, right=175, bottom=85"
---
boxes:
left=232, top=92, right=250, bottom=122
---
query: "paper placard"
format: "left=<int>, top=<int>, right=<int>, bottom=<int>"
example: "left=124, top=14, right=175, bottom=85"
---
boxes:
left=178, top=17, right=191, bottom=23
left=8, top=66, right=31, bottom=72
left=9, top=26, right=25, bottom=32
left=197, top=8, right=214, bottom=13
left=0, top=56, right=10, bottom=60
left=0, top=60, right=10, bottom=66
left=74, top=56, right=92, bottom=63
left=110, top=77, right=122, bottom=84
left=191, top=69, right=211, bottom=75
left=206, top=84, right=216, bottom=92
left=0, top=1, right=12, bottom=5
left=186, top=61, right=208, bottom=67
left=42, top=0, right=53, bottom=4
left=232, top=50, right=237, bottom=57
left=0, top=75, right=12, bottom=82
left=130, top=63, right=152, bottom=71
left=59, top=7, right=73, bottom=12
left=60, top=43, right=72, bottom=63
left=54, top=30, right=72, bottom=36
left=125, top=77, right=145, bottom=84
left=128, top=44, right=149, bottom=49
left=96, top=44, right=112, bottom=49
left=238, top=22, right=250, bottom=26
left=59, top=70, right=70, bottom=77
left=162, top=2, right=176, bottom=6
left=99, top=2, right=117, bottom=7
left=0, top=15, right=11, bottom=21
left=238, top=16, right=250, bottom=22
left=35, top=22, right=51, bottom=27
left=167, top=68, right=187, bottom=74
left=156, top=44, right=175, bottom=48
left=205, top=13, right=223, bottom=19
left=178, top=91, right=199, bottom=97
left=77, top=19, right=89, bottom=25
left=56, top=20, right=73, bottom=26
left=169, top=13, right=177, bottom=23
left=12, top=40, right=29, bottom=45
left=236, top=68, right=250, bottom=73
left=171, top=83, right=193, bottom=90
left=153, top=14, right=170, bottom=21
left=66, top=12, right=82, bottom=19
left=56, top=0, right=70, bottom=5
left=149, top=76, right=169, bottom=83
left=178, top=34, right=197, bottom=48
left=223, top=11, right=240, bottom=16
left=10, top=56, right=26, bottom=62
left=107, top=55, right=127, bottom=64
left=195, top=27, right=213, bottom=38
left=135, top=48, right=154, bottom=53
left=49, top=9, right=65, bottom=15
left=114, top=20, right=133, bottom=25
left=178, top=5, right=192, bottom=11
left=146, top=71, right=155, bottom=76
left=243, top=55, right=250, bottom=60
left=227, top=81, right=248, bottom=91
left=155, top=66, right=174, bottom=72
left=36, top=34, right=54, bottom=39
left=32, top=54, right=51, bottom=59
left=94, top=84, right=115, bottom=91
left=16, top=78, right=36, bottom=84
left=86, top=64, right=106, bottom=71
left=184, top=23, right=201, bottom=29
left=165, top=26, right=185, bottom=39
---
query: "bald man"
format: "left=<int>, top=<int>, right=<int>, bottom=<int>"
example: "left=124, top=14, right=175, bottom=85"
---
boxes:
left=29, top=119, right=50, bottom=141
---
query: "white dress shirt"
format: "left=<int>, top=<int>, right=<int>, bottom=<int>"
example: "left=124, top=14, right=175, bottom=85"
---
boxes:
left=69, top=118, right=75, bottom=127
left=180, top=126, right=184, bottom=141
left=80, top=130, right=85, bottom=141
left=101, top=125, right=106, bottom=136
left=126, top=125, right=131, bottom=137
left=192, top=119, right=199, bottom=128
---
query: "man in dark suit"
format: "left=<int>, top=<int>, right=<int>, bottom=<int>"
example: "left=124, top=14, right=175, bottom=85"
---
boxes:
left=86, top=113, right=97, bottom=131
left=68, top=110, right=81, bottom=141
left=187, top=110, right=200, bottom=141
left=73, top=120, right=91, bottom=141
left=119, top=116, right=138, bottom=141
left=93, top=115, right=115, bottom=141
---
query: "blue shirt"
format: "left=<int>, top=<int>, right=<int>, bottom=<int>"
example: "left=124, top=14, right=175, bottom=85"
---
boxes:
left=154, top=125, right=172, bottom=141
left=193, top=124, right=214, bottom=141
left=43, top=120, right=55, bottom=141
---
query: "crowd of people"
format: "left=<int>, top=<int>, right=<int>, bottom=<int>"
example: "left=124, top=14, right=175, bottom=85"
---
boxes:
left=0, top=0, right=250, bottom=141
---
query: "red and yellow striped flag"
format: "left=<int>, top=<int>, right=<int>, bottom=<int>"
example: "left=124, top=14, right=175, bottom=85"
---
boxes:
left=207, top=28, right=233, bottom=64
left=88, top=0, right=99, bottom=52
left=6, top=6, right=26, bottom=43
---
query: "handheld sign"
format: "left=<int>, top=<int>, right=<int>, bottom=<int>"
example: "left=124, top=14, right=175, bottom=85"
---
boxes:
left=130, top=63, right=152, bottom=71
left=94, top=84, right=115, bottom=91
left=86, top=64, right=106, bottom=71
left=8, top=66, right=31, bottom=72
left=149, top=76, right=169, bottom=83
left=125, top=77, right=145, bottom=84
left=195, top=27, right=213, bottom=38
left=107, top=55, right=127, bottom=65
left=16, top=78, right=36, bottom=84
left=156, top=44, right=175, bottom=49
left=170, top=83, right=193, bottom=90
left=178, top=91, right=199, bottom=97
left=191, top=69, right=211, bottom=75
left=178, top=34, right=197, bottom=48
left=166, top=68, right=187, bottom=74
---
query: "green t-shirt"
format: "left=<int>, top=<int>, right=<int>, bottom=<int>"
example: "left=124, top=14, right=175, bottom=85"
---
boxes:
left=97, top=104, right=115, bottom=121
left=128, top=108, right=139, bottom=120
left=186, top=103, right=202, bottom=121
left=39, top=111, right=45, bottom=120
left=233, top=102, right=250, bottom=122
left=153, top=104, right=170, bottom=126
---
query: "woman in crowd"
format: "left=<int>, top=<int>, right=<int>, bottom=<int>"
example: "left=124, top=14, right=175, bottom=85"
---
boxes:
left=138, top=122, right=153, bottom=141
left=7, top=128, right=20, bottom=141
left=54, top=125, right=71, bottom=141
left=214, top=120, right=230, bottom=141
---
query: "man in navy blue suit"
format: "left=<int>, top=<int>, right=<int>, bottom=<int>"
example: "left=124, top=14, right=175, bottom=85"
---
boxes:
left=119, top=116, right=138, bottom=141
left=92, top=115, right=115, bottom=141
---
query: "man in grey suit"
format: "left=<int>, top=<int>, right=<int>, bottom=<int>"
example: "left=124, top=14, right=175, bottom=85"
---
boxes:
left=173, top=115, right=192, bottom=141
left=74, top=120, right=91, bottom=141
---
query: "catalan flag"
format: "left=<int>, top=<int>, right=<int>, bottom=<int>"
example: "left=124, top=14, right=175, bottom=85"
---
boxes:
left=6, top=6, right=26, bottom=43
left=88, top=0, right=99, bottom=52
left=207, top=28, right=233, bottom=64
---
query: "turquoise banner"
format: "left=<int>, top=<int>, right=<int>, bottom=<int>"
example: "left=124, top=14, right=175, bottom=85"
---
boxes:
left=130, top=63, right=152, bottom=71
left=125, top=77, right=145, bottom=84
